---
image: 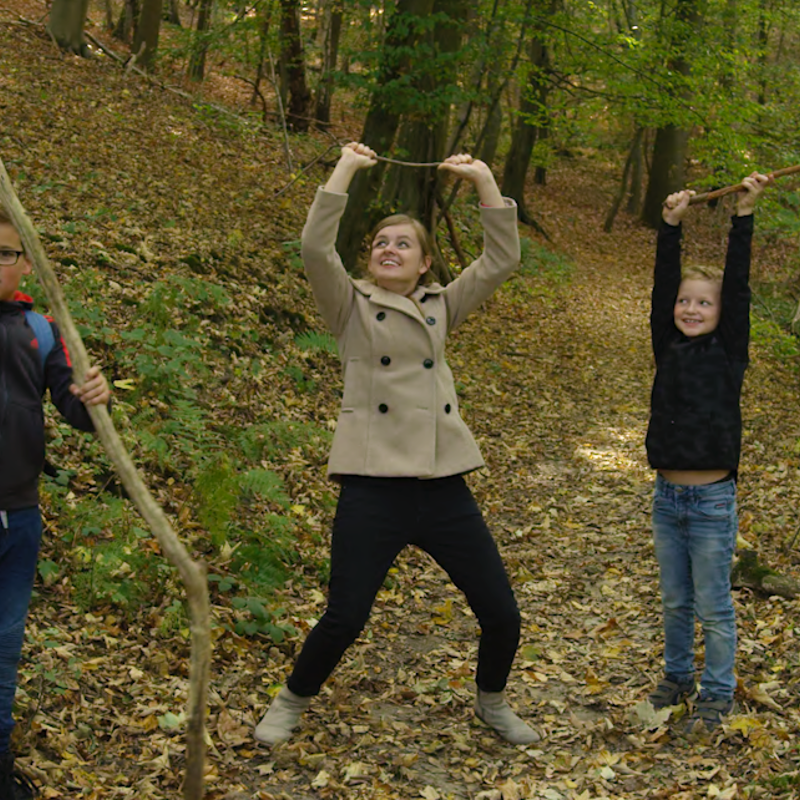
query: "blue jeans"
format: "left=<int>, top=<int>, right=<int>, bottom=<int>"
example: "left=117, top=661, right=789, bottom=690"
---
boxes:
left=652, top=474, right=737, bottom=700
left=0, top=507, right=42, bottom=754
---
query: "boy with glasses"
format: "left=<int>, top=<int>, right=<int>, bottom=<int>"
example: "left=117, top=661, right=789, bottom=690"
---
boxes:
left=0, top=206, right=110, bottom=798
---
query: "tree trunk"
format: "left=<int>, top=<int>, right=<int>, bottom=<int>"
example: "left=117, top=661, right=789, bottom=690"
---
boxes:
left=133, top=0, right=163, bottom=70
left=641, top=0, right=700, bottom=227
left=626, top=127, right=644, bottom=215
left=279, top=0, right=312, bottom=131
left=501, top=4, right=553, bottom=228
left=251, top=6, right=273, bottom=108
left=315, top=0, right=343, bottom=128
left=477, top=82, right=503, bottom=168
left=335, top=0, right=436, bottom=269
left=604, top=127, right=644, bottom=232
left=47, top=0, right=91, bottom=54
left=163, top=0, right=181, bottom=26
left=103, top=0, right=115, bottom=31
left=187, top=0, right=213, bottom=81
left=381, top=0, right=460, bottom=223
left=113, top=0, right=139, bottom=44
left=642, top=124, right=690, bottom=227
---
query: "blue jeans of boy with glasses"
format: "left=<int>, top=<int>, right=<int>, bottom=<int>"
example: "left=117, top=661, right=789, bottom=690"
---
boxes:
left=652, top=474, right=738, bottom=701
left=0, top=508, right=42, bottom=754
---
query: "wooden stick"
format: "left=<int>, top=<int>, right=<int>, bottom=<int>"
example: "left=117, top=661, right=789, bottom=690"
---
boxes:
left=0, top=156, right=212, bottom=800
left=688, top=164, right=800, bottom=205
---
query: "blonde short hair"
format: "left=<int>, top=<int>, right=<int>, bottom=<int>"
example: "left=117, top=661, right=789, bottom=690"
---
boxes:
left=682, top=263, right=723, bottom=283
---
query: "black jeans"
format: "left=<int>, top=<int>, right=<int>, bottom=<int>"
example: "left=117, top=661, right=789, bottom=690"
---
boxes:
left=287, top=475, right=521, bottom=697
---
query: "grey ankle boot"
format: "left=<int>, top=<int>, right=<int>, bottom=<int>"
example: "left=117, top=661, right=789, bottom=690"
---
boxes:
left=254, top=686, right=311, bottom=745
left=474, top=689, right=540, bottom=745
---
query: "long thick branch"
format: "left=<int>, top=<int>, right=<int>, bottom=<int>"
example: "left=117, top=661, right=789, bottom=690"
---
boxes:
left=0, top=156, right=211, bottom=800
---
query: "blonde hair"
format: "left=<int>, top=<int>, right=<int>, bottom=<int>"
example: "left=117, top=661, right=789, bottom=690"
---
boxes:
left=0, top=205, right=13, bottom=227
left=681, top=263, right=723, bottom=283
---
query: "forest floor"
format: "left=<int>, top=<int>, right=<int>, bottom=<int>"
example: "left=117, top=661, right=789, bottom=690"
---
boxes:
left=1, top=4, right=800, bottom=799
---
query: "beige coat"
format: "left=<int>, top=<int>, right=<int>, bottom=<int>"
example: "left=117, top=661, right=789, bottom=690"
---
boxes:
left=301, top=187, right=520, bottom=479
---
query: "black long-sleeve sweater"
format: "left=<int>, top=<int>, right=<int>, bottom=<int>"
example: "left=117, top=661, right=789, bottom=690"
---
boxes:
left=646, top=214, right=753, bottom=472
left=1, top=292, right=95, bottom=510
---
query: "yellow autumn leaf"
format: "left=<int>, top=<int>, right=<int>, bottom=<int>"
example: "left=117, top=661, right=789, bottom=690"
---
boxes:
left=112, top=378, right=136, bottom=390
left=728, top=716, right=764, bottom=737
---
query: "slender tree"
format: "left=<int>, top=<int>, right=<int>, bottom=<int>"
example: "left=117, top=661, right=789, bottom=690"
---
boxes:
left=279, top=0, right=312, bottom=130
left=501, top=0, right=556, bottom=226
left=641, top=0, right=702, bottom=227
left=48, top=0, right=91, bottom=54
left=133, top=0, right=164, bottom=70
left=315, top=0, right=343, bottom=127
left=188, top=0, right=214, bottom=80
left=335, top=0, right=436, bottom=268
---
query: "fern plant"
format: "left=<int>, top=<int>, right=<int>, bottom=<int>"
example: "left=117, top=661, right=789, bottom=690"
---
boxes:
left=294, top=330, right=338, bottom=355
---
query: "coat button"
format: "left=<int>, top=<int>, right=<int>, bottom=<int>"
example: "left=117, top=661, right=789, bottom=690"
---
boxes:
left=444, top=404, right=451, bottom=413
left=381, top=356, right=391, bottom=366
left=423, top=359, right=434, bottom=369
left=426, top=316, right=436, bottom=325
left=378, top=403, right=389, bottom=413
left=376, top=311, right=386, bottom=321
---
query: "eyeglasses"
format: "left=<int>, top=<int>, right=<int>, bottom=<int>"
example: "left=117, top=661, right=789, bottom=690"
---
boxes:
left=0, top=250, right=25, bottom=266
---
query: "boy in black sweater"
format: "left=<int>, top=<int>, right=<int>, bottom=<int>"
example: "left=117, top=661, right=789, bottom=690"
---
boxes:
left=646, top=172, right=769, bottom=731
left=0, top=206, right=110, bottom=798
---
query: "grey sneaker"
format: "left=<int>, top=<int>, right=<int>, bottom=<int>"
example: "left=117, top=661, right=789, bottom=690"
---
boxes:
left=648, top=675, right=696, bottom=709
left=685, top=694, right=735, bottom=733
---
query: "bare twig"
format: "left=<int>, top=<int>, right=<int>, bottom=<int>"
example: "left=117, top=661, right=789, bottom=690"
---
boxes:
left=266, top=47, right=292, bottom=173
left=125, top=40, right=146, bottom=74
left=274, top=142, right=340, bottom=197
left=0, top=156, right=212, bottom=800
left=233, top=74, right=269, bottom=123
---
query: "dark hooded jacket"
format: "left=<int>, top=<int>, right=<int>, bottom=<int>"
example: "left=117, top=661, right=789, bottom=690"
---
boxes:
left=1, top=291, right=94, bottom=510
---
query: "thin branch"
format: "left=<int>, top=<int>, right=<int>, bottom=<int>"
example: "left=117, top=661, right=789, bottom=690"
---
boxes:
left=273, top=142, right=340, bottom=197
left=688, top=164, right=800, bottom=205
left=267, top=46, right=293, bottom=173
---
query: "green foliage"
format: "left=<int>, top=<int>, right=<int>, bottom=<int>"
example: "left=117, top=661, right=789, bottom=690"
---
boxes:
left=283, top=364, right=317, bottom=394
left=294, top=330, right=338, bottom=355
left=238, top=419, right=332, bottom=461
left=231, top=596, right=297, bottom=642
left=751, top=317, right=800, bottom=361
left=518, top=237, right=573, bottom=282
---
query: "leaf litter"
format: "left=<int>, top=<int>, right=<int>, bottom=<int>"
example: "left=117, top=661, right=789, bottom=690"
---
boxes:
left=0, top=7, right=799, bottom=800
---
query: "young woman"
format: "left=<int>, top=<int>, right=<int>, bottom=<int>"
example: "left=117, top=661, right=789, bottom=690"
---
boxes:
left=255, top=142, right=538, bottom=746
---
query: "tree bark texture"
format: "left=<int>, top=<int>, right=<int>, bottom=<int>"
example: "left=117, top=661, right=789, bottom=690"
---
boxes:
left=47, top=0, right=91, bottom=54
left=113, top=0, right=139, bottom=44
left=501, top=4, right=553, bottom=228
left=133, top=0, right=164, bottom=70
left=381, top=0, right=462, bottom=225
left=314, top=0, right=343, bottom=128
left=641, top=0, right=700, bottom=227
left=188, top=0, right=214, bottom=81
left=0, top=157, right=212, bottom=800
left=604, top=127, right=644, bottom=232
left=335, top=0, right=436, bottom=270
left=279, top=0, right=312, bottom=131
